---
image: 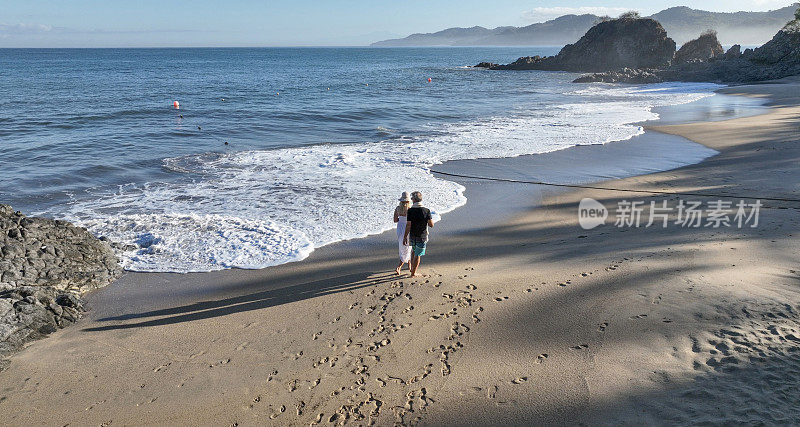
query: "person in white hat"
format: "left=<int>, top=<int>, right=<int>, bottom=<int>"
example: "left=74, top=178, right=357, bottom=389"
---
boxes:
left=393, top=192, right=412, bottom=275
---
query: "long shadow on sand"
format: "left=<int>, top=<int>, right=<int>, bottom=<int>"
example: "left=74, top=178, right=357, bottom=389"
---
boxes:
left=84, top=271, right=396, bottom=331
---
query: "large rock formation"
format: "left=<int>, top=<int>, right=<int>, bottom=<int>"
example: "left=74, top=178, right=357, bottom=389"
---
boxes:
left=574, top=26, right=800, bottom=83
left=674, top=31, right=724, bottom=64
left=489, top=17, right=676, bottom=72
left=480, top=6, right=800, bottom=85
left=0, top=204, right=121, bottom=368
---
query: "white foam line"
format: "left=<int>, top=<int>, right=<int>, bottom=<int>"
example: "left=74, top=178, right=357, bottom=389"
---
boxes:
left=59, top=82, right=720, bottom=273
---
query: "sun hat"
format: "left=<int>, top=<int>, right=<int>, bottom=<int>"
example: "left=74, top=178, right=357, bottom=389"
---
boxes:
left=398, top=192, right=411, bottom=202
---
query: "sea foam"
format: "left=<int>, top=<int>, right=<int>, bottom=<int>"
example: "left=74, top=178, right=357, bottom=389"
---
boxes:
left=61, top=82, right=721, bottom=272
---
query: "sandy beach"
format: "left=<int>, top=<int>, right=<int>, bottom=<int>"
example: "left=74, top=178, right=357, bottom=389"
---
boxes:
left=2, top=77, right=799, bottom=425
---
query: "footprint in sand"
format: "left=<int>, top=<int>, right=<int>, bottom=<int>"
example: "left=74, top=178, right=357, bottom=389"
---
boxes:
left=153, top=363, right=171, bottom=373
left=487, top=385, right=498, bottom=399
left=598, top=322, right=609, bottom=332
left=188, top=351, right=205, bottom=359
left=537, top=353, right=548, bottom=363
left=510, top=377, right=528, bottom=385
left=269, top=404, right=286, bottom=419
left=494, top=296, right=509, bottom=302
left=209, top=359, right=231, bottom=368
left=570, top=344, right=589, bottom=350
left=630, top=314, right=648, bottom=319
left=235, top=342, right=249, bottom=351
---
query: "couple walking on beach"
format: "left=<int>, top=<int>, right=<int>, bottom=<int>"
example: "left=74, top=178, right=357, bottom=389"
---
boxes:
left=393, top=191, right=435, bottom=277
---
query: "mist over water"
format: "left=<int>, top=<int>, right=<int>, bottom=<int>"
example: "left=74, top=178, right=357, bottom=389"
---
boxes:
left=0, top=48, right=721, bottom=272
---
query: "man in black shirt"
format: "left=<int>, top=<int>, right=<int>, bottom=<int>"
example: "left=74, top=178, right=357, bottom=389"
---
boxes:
left=403, top=191, right=434, bottom=277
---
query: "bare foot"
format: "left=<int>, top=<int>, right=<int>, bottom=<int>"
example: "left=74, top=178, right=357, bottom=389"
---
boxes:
left=395, top=266, right=402, bottom=276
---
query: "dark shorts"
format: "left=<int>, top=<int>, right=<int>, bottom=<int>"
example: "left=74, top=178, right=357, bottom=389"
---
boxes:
left=409, top=237, right=427, bottom=256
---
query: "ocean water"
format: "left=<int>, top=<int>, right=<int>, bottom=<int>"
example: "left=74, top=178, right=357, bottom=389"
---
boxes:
left=0, top=48, right=721, bottom=273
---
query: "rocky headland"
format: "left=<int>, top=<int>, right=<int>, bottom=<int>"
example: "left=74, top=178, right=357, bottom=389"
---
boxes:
left=0, top=204, right=121, bottom=369
left=479, top=9, right=800, bottom=85
left=488, top=16, right=675, bottom=73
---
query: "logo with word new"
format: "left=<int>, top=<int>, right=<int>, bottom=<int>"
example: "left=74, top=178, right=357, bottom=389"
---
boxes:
left=578, top=198, right=608, bottom=230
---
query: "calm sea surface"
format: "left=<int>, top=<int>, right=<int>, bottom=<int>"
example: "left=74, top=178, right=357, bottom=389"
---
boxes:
left=0, top=47, right=722, bottom=272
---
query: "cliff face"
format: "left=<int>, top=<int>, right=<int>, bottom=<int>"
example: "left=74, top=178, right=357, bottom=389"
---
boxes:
left=490, top=18, right=676, bottom=72
left=674, top=31, right=724, bottom=64
left=748, top=27, right=800, bottom=67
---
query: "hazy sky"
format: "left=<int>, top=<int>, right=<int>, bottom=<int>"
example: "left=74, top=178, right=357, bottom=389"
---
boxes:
left=1, top=0, right=796, bottom=47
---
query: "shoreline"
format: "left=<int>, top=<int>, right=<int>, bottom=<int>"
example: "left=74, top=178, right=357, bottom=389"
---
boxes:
left=85, top=106, right=723, bottom=319
left=107, top=85, right=754, bottom=277
left=2, top=78, right=798, bottom=425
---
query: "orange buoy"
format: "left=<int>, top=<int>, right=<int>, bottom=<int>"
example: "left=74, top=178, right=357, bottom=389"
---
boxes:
left=173, top=101, right=180, bottom=109
left=427, top=77, right=432, bottom=83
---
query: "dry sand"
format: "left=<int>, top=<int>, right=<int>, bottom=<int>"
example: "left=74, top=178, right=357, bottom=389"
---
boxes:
left=1, top=78, right=799, bottom=425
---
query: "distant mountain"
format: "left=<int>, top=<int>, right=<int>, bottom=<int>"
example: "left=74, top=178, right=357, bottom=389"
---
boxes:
left=652, top=5, right=798, bottom=45
left=371, top=4, right=798, bottom=47
left=371, top=15, right=599, bottom=47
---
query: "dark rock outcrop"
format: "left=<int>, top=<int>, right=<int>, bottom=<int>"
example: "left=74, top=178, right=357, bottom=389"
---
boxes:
left=674, top=31, right=724, bottom=64
left=724, top=44, right=742, bottom=60
left=573, top=68, right=663, bottom=84
left=0, top=204, right=121, bottom=368
left=491, top=56, right=546, bottom=70
left=491, top=18, right=676, bottom=72
left=473, top=62, right=498, bottom=69
left=0, top=285, right=85, bottom=368
left=572, top=25, right=800, bottom=84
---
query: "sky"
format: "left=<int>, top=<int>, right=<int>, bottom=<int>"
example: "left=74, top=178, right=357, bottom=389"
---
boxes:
left=0, top=0, right=797, bottom=47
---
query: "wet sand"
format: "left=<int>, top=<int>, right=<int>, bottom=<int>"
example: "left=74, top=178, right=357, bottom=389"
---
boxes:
left=1, top=78, right=798, bottom=425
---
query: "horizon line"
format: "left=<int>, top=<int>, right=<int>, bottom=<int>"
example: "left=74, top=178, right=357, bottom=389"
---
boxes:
left=0, top=45, right=571, bottom=49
